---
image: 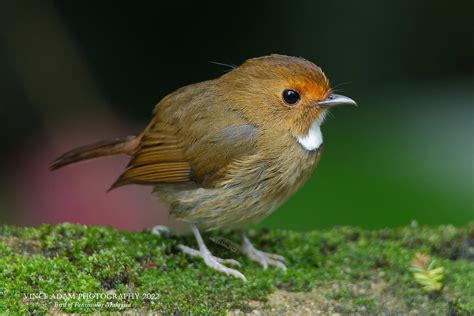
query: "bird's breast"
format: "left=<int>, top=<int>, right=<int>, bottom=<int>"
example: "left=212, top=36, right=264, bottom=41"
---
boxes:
left=158, top=134, right=322, bottom=229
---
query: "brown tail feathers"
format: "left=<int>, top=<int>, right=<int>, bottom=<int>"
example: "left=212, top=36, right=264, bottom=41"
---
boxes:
left=49, top=135, right=140, bottom=170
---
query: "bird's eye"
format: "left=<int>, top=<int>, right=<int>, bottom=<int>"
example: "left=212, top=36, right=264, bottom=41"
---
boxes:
left=282, top=89, right=300, bottom=105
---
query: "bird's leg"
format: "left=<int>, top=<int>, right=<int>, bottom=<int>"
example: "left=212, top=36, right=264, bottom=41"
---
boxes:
left=240, top=231, right=287, bottom=271
left=178, top=224, right=247, bottom=281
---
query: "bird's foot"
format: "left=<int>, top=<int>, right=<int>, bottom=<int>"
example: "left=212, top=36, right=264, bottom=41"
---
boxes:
left=178, top=244, right=247, bottom=281
left=240, top=235, right=287, bottom=271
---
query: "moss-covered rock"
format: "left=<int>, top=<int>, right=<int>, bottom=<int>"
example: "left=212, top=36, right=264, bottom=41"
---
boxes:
left=0, top=223, right=472, bottom=315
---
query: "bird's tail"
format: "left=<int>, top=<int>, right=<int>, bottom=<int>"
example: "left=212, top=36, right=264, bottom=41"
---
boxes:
left=49, top=135, right=140, bottom=170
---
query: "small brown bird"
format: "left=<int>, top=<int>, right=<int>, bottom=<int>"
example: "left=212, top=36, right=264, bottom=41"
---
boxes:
left=50, top=54, right=356, bottom=281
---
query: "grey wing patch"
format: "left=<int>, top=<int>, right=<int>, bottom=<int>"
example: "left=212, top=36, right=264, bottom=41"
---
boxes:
left=187, top=124, right=260, bottom=187
left=211, top=124, right=260, bottom=144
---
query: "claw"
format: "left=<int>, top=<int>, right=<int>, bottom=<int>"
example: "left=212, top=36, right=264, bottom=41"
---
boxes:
left=240, top=233, right=287, bottom=271
left=179, top=244, right=241, bottom=267
left=178, top=225, right=247, bottom=281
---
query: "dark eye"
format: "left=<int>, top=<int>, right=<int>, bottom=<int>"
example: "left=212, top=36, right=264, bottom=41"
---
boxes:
left=282, top=89, right=300, bottom=105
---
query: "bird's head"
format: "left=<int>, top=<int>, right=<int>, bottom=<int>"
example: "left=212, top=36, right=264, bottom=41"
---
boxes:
left=217, top=54, right=356, bottom=150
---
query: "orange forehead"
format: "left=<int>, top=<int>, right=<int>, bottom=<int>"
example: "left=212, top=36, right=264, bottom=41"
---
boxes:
left=288, top=76, right=330, bottom=101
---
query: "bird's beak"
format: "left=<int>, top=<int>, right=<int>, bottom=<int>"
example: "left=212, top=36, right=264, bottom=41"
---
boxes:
left=317, top=94, right=357, bottom=108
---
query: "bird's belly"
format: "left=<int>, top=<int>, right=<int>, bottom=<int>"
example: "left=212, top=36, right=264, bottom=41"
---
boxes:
left=155, top=148, right=322, bottom=230
left=155, top=185, right=282, bottom=230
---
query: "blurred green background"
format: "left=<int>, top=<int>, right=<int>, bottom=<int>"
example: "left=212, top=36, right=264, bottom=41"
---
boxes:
left=0, top=1, right=472, bottom=230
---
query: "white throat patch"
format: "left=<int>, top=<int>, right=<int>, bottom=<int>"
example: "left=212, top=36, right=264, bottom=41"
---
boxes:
left=296, top=116, right=325, bottom=151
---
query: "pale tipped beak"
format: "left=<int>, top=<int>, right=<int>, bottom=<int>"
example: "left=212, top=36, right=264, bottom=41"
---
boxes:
left=317, top=94, right=357, bottom=108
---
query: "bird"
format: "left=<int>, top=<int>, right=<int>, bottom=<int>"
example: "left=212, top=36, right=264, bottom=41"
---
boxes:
left=50, top=54, right=356, bottom=281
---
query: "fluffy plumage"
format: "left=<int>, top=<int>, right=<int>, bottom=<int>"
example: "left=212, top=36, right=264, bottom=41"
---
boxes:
left=51, top=54, right=333, bottom=229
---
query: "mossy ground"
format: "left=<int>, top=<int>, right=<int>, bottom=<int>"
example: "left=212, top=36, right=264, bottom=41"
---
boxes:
left=0, top=223, right=473, bottom=315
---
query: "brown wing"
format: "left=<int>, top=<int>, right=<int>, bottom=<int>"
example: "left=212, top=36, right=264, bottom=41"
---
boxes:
left=110, top=81, right=260, bottom=190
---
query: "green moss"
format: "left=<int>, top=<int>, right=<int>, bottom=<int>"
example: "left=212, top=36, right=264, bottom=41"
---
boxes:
left=0, top=223, right=472, bottom=314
